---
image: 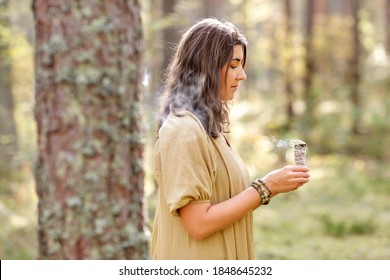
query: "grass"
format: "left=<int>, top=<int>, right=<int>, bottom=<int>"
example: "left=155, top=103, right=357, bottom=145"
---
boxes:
left=252, top=155, right=390, bottom=259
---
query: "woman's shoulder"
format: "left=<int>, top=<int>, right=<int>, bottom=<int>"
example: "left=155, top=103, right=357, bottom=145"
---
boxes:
left=162, top=110, right=206, bottom=133
left=161, top=110, right=206, bottom=136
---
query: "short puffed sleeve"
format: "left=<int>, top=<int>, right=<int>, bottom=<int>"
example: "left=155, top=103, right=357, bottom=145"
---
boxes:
left=153, top=112, right=216, bottom=216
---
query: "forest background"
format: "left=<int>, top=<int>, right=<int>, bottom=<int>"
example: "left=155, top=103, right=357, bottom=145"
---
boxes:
left=1, top=0, right=390, bottom=259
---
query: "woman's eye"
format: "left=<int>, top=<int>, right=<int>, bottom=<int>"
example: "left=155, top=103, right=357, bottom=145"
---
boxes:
left=230, top=65, right=238, bottom=69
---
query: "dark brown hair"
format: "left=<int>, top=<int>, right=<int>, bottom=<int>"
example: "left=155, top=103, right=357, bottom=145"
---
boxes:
left=157, top=18, right=247, bottom=138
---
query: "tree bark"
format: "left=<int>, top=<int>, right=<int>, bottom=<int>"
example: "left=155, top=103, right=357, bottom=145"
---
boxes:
left=0, top=0, right=18, bottom=171
left=386, top=0, right=390, bottom=54
left=349, top=0, right=362, bottom=135
left=162, top=0, right=178, bottom=70
left=33, top=0, right=147, bottom=259
left=303, top=0, right=317, bottom=133
left=283, top=0, right=294, bottom=130
left=202, top=0, right=224, bottom=18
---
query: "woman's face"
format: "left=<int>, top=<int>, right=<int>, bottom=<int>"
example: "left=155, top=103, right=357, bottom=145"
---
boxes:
left=219, top=44, right=247, bottom=101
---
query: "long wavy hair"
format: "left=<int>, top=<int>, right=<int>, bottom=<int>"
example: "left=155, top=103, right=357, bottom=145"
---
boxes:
left=157, top=18, right=247, bottom=138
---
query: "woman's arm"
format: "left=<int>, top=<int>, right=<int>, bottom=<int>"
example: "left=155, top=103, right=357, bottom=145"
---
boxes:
left=179, top=187, right=260, bottom=241
left=178, top=165, right=310, bottom=241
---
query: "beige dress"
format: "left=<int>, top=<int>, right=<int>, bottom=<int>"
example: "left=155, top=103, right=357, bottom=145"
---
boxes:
left=151, top=111, right=254, bottom=259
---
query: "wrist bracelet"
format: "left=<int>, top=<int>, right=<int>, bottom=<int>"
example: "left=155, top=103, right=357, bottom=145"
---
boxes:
left=251, top=179, right=271, bottom=205
left=251, top=184, right=268, bottom=205
left=258, top=178, right=272, bottom=197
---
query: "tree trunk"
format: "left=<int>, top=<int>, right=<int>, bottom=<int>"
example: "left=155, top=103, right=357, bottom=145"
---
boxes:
left=33, top=0, right=148, bottom=259
left=202, top=0, right=224, bottom=18
left=349, top=0, right=362, bottom=135
left=0, top=0, right=18, bottom=172
left=162, top=0, right=178, bottom=71
left=283, top=0, right=294, bottom=130
left=386, top=0, right=390, bottom=54
left=303, top=0, right=317, bottom=134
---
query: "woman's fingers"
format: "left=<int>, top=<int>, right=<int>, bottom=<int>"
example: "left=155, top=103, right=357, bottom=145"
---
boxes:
left=290, top=174, right=310, bottom=185
left=290, top=165, right=310, bottom=172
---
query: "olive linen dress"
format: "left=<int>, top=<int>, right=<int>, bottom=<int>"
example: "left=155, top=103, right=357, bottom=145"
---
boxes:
left=151, top=110, right=254, bottom=260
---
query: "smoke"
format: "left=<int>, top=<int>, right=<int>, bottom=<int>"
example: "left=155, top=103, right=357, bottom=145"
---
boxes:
left=271, top=137, right=306, bottom=152
left=271, top=137, right=307, bottom=166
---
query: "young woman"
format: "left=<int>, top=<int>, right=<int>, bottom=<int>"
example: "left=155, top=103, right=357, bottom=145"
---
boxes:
left=151, top=18, right=310, bottom=260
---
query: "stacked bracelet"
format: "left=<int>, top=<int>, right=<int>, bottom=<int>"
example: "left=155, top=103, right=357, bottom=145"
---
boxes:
left=250, top=178, right=272, bottom=205
left=257, top=178, right=272, bottom=197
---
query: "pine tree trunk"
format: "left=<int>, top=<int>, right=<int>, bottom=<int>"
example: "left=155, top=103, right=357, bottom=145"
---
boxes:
left=349, top=0, right=362, bottom=135
left=386, top=0, right=390, bottom=54
left=202, top=0, right=224, bottom=18
left=162, top=0, right=178, bottom=70
left=284, top=0, right=294, bottom=130
left=303, top=0, right=316, bottom=132
left=33, top=0, right=147, bottom=259
left=0, top=0, right=18, bottom=171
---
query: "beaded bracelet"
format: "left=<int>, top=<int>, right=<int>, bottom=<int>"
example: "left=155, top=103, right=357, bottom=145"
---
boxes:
left=256, top=178, right=272, bottom=197
left=251, top=180, right=271, bottom=205
left=251, top=183, right=267, bottom=205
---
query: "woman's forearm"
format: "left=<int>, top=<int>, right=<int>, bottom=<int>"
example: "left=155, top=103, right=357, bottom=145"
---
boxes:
left=178, top=186, right=261, bottom=240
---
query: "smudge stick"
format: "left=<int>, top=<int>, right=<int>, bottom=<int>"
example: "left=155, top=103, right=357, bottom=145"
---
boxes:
left=294, top=143, right=306, bottom=166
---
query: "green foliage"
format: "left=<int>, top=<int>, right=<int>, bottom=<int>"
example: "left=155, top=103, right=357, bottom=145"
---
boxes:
left=319, top=214, right=376, bottom=238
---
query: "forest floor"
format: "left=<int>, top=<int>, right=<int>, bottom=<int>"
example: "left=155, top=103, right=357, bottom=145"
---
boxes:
left=252, top=155, right=390, bottom=259
left=1, top=155, right=389, bottom=259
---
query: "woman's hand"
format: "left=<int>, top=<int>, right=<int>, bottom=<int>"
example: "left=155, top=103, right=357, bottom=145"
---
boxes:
left=262, top=165, right=310, bottom=197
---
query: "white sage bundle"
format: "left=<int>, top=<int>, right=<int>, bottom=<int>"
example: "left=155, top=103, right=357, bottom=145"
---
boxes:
left=294, top=143, right=306, bottom=166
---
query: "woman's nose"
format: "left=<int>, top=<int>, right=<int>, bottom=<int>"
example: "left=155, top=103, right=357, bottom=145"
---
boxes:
left=237, top=69, right=247, bottom=81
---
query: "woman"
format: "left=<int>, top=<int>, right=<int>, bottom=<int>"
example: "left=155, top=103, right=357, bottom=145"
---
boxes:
left=151, top=18, right=310, bottom=260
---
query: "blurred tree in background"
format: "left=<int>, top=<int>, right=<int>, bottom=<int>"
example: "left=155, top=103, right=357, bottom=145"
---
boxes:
left=0, top=0, right=18, bottom=174
left=1, top=0, right=389, bottom=259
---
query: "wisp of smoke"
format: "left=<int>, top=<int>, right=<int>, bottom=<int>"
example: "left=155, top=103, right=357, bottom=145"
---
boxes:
left=271, top=137, right=307, bottom=166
